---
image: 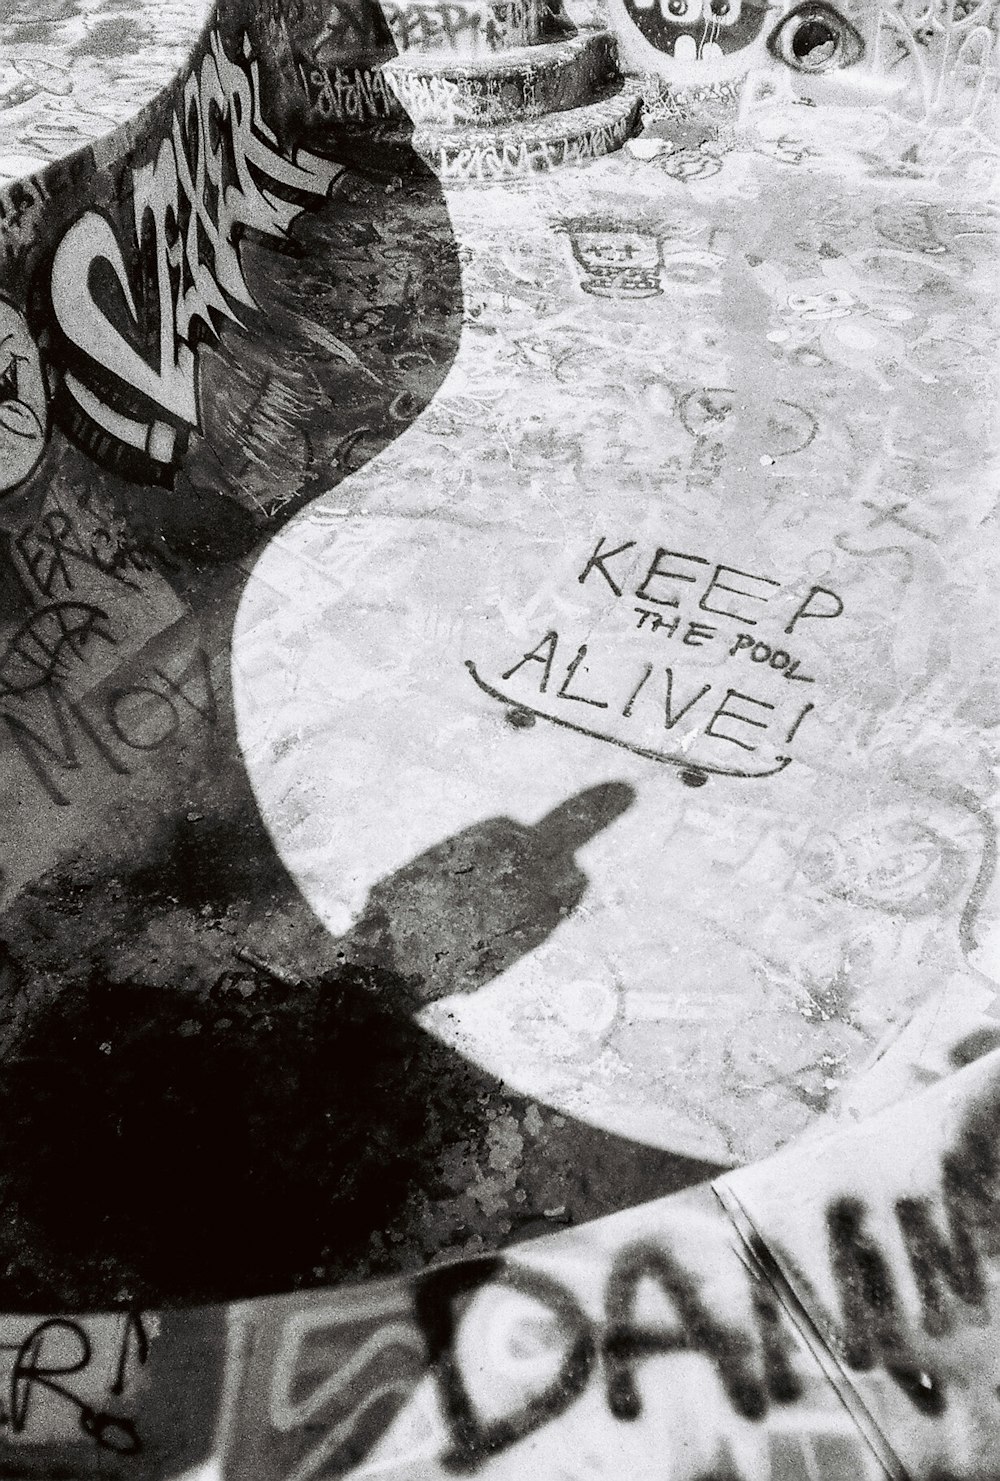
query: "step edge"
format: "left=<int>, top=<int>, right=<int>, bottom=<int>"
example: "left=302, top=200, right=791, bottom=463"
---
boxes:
left=403, top=84, right=641, bottom=143
left=381, top=27, right=616, bottom=76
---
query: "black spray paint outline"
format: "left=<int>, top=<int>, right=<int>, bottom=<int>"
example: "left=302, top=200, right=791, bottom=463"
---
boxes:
left=465, top=660, right=796, bottom=781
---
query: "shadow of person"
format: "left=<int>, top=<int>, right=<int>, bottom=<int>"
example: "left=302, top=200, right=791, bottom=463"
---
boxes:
left=0, top=0, right=723, bottom=1326
left=0, top=780, right=725, bottom=1312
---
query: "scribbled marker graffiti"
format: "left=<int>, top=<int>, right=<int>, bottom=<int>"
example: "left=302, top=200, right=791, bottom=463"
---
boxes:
left=0, top=603, right=114, bottom=699
left=467, top=535, right=841, bottom=782
left=43, top=31, right=342, bottom=486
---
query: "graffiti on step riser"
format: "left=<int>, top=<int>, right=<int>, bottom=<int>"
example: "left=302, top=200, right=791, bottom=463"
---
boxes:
left=437, top=112, right=637, bottom=182
left=5, top=1049, right=1000, bottom=1474
left=295, top=59, right=401, bottom=120
left=41, top=30, right=340, bottom=486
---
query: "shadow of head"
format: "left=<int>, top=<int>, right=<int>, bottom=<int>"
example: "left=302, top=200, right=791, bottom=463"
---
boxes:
left=342, top=782, right=637, bottom=1004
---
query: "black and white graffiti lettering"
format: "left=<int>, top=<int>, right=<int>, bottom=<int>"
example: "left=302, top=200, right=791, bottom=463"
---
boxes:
left=0, top=294, right=47, bottom=492
left=46, top=32, right=342, bottom=484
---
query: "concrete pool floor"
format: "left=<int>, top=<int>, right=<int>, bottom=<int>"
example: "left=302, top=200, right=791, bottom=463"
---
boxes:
left=0, top=0, right=213, bottom=182
left=233, top=109, right=1000, bottom=1212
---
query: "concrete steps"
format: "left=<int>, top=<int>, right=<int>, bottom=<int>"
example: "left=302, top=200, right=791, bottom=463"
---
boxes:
left=306, top=0, right=640, bottom=176
left=401, top=83, right=641, bottom=179
left=382, top=30, right=619, bottom=126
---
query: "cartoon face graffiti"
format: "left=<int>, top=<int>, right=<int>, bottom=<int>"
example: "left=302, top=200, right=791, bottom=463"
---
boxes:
left=558, top=220, right=664, bottom=297
left=610, top=0, right=866, bottom=89
left=622, top=0, right=769, bottom=66
left=0, top=297, right=48, bottom=494
left=766, top=1, right=864, bottom=70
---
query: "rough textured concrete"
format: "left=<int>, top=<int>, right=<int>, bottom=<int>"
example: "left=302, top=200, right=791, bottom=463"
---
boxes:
left=0, top=0, right=212, bottom=183
left=237, top=111, right=1000, bottom=1180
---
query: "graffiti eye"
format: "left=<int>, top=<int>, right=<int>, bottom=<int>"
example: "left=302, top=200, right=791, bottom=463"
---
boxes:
left=768, top=2, right=863, bottom=70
